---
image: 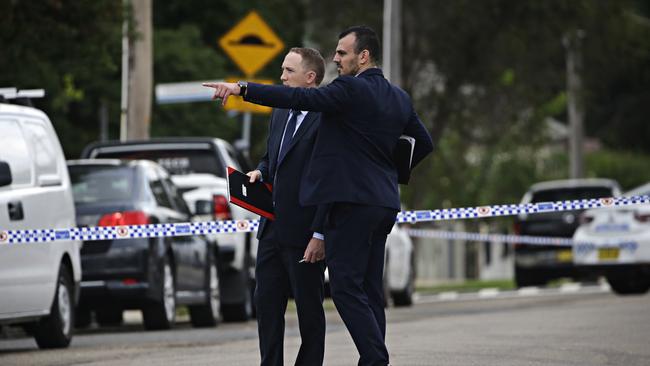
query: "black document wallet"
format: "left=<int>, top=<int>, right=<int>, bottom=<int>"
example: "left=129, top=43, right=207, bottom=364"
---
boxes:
left=394, top=135, right=416, bottom=184
left=226, top=166, right=275, bottom=220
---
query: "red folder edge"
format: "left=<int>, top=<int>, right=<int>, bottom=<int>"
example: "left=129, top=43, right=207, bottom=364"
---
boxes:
left=226, top=166, right=275, bottom=220
left=230, top=196, right=275, bottom=220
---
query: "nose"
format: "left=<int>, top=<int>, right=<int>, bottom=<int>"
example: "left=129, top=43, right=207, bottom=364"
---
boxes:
left=332, top=53, right=340, bottom=63
left=280, top=71, right=288, bottom=82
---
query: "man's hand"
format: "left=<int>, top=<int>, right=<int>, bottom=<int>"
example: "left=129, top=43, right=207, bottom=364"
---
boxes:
left=302, top=237, right=325, bottom=263
left=246, top=170, right=262, bottom=183
left=202, top=82, right=240, bottom=106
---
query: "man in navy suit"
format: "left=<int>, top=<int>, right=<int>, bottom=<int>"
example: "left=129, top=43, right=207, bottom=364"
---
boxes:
left=246, top=47, right=328, bottom=366
left=205, top=26, right=433, bottom=366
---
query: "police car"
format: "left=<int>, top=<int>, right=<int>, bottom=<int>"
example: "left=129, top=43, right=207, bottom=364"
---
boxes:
left=573, top=182, right=650, bottom=295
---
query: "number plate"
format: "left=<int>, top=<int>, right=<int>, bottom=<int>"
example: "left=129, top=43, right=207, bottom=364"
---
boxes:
left=598, top=247, right=620, bottom=260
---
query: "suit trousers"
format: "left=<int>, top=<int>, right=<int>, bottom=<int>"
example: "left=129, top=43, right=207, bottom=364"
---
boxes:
left=254, top=230, right=326, bottom=366
left=325, top=203, right=398, bottom=366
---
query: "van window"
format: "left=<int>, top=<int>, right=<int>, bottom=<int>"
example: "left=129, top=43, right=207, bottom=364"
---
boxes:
left=23, top=120, right=59, bottom=179
left=0, top=119, right=33, bottom=186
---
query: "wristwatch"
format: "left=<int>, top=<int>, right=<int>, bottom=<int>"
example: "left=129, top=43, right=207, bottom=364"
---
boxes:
left=237, top=81, right=248, bottom=97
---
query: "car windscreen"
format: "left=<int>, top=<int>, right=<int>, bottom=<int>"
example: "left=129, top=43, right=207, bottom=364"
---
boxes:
left=531, top=187, right=613, bottom=203
left=93, top=149, right=224, bottom=177
left=69, top=165, right=136, bottom=204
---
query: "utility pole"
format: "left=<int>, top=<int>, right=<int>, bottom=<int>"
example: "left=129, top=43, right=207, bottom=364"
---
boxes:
left=127, top=0, right=153, bottom=140
left=382, top=0, right=402, bottom=87
left=563, top=30, right=585, bottom=179
left=119, top=0, right=130, bottom=141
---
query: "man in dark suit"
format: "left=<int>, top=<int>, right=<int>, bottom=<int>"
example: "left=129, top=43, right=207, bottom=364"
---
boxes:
left=204, top=26, right=433, bottom=366
left=246, top=47, right=328, bottom=366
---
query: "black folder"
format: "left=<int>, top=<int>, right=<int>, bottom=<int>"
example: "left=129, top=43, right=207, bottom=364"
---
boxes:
left=394, top=135, right=416, bottom=184
left=226, top=166, right=275, bottom=220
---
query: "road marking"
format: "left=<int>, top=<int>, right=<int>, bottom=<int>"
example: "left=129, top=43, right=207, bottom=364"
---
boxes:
left=438, top=291, right=459, bottom=301
left=414, top=283, right=609, bottom=305
left=478, top=288, right=500, bottom=298
left=559, top=283, right=582, bottom=293
left=517, top=287, right=540, bottom=296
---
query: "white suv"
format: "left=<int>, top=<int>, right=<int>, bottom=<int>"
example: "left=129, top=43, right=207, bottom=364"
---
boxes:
left=0, top=91, right=81, bottom=348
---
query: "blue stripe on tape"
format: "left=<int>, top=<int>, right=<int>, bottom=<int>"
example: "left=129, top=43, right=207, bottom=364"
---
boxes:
left=1, top=195, right=648, bottom=244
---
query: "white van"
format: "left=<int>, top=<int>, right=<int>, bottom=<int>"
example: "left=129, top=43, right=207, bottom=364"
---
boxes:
left=0, top=91, right=81, bottom=348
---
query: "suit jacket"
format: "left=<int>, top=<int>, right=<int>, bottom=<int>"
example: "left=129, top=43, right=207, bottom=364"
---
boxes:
left=256, top=109, right=327, bottom=248
left=245, top=68, right=434, bottom=210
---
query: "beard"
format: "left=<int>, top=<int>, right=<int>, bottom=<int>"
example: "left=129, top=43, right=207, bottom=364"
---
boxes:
left=337, top=61, right=359, bottom=76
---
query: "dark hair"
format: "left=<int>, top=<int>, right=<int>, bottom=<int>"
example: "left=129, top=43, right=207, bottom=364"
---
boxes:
left=338, top=25, right=381, bottom=63
left=289, top=47, right=326, bottom=85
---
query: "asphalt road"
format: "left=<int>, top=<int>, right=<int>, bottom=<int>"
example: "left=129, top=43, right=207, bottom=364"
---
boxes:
left=1, top=288, right=649, bottom=365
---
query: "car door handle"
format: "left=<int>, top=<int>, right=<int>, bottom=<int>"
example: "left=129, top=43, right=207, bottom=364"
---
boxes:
left=8, top=201, right=24, bottom=221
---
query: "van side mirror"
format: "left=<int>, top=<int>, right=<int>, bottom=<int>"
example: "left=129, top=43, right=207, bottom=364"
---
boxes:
left=0, top=161, right=12, bottom=187
left=195, top=199, right=213, bottom=216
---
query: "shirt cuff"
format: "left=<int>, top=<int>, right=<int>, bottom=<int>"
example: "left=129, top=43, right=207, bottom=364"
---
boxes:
left=312, top=232, right=324, bottom=240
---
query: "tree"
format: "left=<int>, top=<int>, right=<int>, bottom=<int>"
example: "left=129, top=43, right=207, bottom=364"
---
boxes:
left=0, top=0, right=123, bottom=157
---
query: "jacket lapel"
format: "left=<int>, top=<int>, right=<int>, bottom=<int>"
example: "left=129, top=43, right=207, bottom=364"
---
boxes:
left=269, top=109, right=290, bottom=177
left=276, top=111, right=318, bottom=168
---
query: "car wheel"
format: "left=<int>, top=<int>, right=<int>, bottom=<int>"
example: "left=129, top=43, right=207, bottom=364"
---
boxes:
left=33, top=265, right=74, bottom=349
left=189, top=254, right=221, bottom=327
left=74, top=307, right=92, bottom=329
left=392, top=253, right=415, bottom=307
left=606, top=267, right=650, bottom=295
left=515, top=266, right=548, bottom=288
left=143, top=257, right=176, bottom=330
left=95, top=307, right=124, bottom=327
left=221, top=258, right=254, bottom=322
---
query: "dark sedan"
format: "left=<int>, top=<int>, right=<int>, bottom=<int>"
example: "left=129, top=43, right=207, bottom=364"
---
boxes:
left=67, top=159, right=220, bottom=330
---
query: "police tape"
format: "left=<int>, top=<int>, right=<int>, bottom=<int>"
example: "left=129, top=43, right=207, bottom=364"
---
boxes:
left=405, top=229, right=640, bottom=251
left=1, top=195, right=649, bottom=244
left=395, top=195, right=650, bottom=223
left=405, top=228, right=574, bottom=246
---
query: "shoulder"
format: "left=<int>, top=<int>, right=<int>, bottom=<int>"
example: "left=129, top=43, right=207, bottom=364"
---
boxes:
left=330, top=75, right=359, bottom=87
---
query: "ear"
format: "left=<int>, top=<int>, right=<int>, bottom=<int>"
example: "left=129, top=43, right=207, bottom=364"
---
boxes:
left=305, top=70, right=316, bottom=84
left=359, top=50, right=370, bottom=65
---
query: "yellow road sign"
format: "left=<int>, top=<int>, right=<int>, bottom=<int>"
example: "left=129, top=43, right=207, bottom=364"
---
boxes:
left=224, top=78, right=273, bottom=115
left=219, top=11, right=285, bottom=77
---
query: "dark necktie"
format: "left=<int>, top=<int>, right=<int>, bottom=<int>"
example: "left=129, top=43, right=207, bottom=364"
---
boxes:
left=277, top=109, right=301, bottom=163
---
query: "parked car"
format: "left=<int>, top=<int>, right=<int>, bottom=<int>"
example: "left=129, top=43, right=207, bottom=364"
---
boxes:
left=513, top=178, right=622, bottom=287
left=80, top=138, right=256, bottom=321
left=67, top=159, right=220, bottom=329
left=573, top=182, right=650, bottom=295
left=0, top=90, right=81, bottom=348
left=384, top=223, right=416, bottom=306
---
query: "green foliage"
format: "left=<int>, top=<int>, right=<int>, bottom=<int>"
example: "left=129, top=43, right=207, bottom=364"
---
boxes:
left=0, top=0, right=123, bottom=158
left=586, top=150, right=650, bottom=191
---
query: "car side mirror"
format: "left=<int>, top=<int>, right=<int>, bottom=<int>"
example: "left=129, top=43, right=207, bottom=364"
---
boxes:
left=0, top=161, right=12, bottom=187
left=195, top=199, right=213, bottom=216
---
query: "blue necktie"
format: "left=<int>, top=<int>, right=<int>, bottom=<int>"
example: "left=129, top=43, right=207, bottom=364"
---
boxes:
left=277, top=110, right=301, bottom=163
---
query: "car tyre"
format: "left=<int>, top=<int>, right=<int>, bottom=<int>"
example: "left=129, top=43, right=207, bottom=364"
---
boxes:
left=221, top=256, right=254, bottom=322
left=95, top=307, right=124, bottom=327
left=606, top=267, right=650, bottom=295
left=392, top=253, right=415, bottom=307
left=189, top=254, right=221, bottom=327
left=74, top=307, right=92, bottom=329
left=143, top=257, right=176, bottom=330
left=515, top=265, right=548, bottom=288
left=33, top=265, right=74, bottom=349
